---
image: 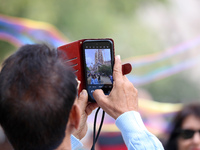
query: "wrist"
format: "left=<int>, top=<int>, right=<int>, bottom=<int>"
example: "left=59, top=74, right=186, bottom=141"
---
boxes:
left=113, top=109, right=138, bottom=120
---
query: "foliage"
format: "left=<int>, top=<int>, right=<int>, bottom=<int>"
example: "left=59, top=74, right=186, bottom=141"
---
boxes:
left=1, top=0, right=200, bottom=103
left=0, top=41, right=15, bottom=63
left=142, top=71, right=200, bottom=103
left=98, top=65, right=112, bottom=76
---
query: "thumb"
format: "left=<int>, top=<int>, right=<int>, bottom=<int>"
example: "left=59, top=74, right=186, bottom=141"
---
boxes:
left=78, top=89, right=88, bottom=104
left=93, top=89, right=107, bottom=106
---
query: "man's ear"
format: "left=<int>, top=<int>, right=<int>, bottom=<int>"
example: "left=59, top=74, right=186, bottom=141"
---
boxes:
left=68, top=104, right=81, bottom=130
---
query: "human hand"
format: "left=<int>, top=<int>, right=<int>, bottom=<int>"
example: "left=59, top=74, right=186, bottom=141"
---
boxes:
left=93, top=55, right=138, bottom=120
left=72, top=90, right=98, bottom=140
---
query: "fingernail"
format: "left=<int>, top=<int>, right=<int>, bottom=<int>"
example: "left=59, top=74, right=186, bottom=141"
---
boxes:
left=116, top=55, right=121, bottom=60
left=80, top=90, right=87, bottom=96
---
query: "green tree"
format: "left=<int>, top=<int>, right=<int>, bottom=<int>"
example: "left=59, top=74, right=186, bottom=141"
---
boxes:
left=98, top=65, right=112, bottom=76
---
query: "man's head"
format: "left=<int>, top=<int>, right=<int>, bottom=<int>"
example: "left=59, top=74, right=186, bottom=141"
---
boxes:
left=0, top=44, right=78, bottom=150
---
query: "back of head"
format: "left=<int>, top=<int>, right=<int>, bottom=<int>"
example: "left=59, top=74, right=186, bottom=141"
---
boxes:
left=0, top=44, right=77, bottom=150
left=165, top=102, right=200, bottom=150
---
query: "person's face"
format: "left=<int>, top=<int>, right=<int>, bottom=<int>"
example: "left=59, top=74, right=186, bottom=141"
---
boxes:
left=177, top=115, right=200, bottom=150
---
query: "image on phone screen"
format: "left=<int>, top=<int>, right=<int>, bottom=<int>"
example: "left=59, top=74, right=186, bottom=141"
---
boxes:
left=83, top=41, right=114, bottom=102
left=85, top=49, right=113, bottom=84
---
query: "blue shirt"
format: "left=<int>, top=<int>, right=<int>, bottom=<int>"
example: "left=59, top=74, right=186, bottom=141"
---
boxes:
left=71, top=111, right=164, bottom=150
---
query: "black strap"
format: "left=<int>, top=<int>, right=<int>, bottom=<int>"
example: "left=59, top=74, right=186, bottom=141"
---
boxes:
left=91, top=107, right=105, bottom=150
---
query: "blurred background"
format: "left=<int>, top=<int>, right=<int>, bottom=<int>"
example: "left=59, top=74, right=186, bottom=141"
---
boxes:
left=1, top=0, right=200, bottom=149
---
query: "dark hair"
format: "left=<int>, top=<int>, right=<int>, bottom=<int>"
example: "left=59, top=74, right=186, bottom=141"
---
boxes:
left=0, top=44, right=77, bottom=150
left=165, top=102, right=200, bottom=150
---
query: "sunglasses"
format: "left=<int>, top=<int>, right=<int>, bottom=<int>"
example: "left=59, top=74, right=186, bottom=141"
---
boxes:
left=178, top=129, right=200, bottom=139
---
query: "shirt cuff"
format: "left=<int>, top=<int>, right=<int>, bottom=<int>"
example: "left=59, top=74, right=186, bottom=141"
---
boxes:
left=115, top=111, right=147, bottom=133
left=71, top=134, right=83, bottom=150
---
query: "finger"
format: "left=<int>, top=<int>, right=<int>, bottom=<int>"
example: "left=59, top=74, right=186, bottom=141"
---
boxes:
left=78, top=89, right=88, bottom=105
left=93, top=89, right=107, bottom=106
left=113, top=55, right=123, bottom=82
left=85, top=103, right=99, bottom=115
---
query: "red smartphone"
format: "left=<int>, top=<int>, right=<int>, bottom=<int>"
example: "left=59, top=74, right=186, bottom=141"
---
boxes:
left=57, top=38, right=131, bottom=102
left=82, top=39, right=114, bottom=102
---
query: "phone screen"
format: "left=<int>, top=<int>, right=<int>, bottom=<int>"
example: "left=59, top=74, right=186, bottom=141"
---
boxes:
left=82, top=40, right=114, bottom=102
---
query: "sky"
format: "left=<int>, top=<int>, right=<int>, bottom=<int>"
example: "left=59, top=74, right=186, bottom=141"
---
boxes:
left=85, top=49, right=111, bottom=67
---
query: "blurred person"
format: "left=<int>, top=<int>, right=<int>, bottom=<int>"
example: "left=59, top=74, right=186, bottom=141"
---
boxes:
left=165, top=102, right=200, bottom=150
left=97, top=74, right=101, bottom=83
left=0, top=44, right=164, bottom=150
left=91, top=74, right=98, bottom=84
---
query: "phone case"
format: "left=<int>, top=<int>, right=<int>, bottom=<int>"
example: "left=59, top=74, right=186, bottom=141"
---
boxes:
left=57, top=38, right=132, bottom=94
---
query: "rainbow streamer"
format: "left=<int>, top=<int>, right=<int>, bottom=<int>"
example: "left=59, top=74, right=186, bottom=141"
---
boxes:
left=0, top=14, right=69, bottom=47
left=1, top=14, right=200, bottom=86
left=128, top=54, right=200, bottom=86
left=124, top=35, right=200, bottom=67
left=123, top=35, right=200, bottom=86
left=0, top=14, right=194, bottom=136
